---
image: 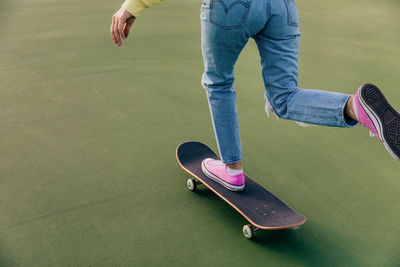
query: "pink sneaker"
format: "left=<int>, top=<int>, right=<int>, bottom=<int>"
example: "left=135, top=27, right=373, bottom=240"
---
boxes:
left=354, top=83, right=400, bottom=160
left=201, top=158, right=245, bottom=191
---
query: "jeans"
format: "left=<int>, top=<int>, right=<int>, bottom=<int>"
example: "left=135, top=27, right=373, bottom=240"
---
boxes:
left=200, top=0, right=357, bottom=164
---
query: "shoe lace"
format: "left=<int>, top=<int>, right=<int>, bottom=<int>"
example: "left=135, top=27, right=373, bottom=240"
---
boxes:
left=209, top=160, right=224, bottom=167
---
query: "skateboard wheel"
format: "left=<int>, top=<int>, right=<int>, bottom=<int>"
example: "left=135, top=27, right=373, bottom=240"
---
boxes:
left=243, top=224, right=255, bottom=239
left=187, top=178, right=197, bottom=191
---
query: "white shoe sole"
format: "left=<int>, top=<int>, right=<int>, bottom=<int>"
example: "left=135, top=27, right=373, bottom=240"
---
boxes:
left=201, top=160, right=245, bottom=192
left=358, top=84, right=400, bottom=161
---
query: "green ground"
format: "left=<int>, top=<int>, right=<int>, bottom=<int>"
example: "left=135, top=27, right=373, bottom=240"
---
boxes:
left=1, top=0, right=400, bottom=266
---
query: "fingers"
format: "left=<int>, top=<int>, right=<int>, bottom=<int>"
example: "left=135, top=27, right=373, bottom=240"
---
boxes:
left=110, top=8, right=135, bottom=47
left=124, top=16, right=135, bottom=39
left=113, top=17, right=122, bottom=46
left=110, top=17, right=116, bottom=44
left=118, top=19, right=125, bottom=40
left=123, top=23, right=132, bottom=38
left=110, top=13, right=122, bottom=46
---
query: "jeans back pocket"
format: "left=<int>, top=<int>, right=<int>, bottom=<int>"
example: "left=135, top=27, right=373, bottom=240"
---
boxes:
left=209, top=0, right=251, bottom=30
left=283, top=0, right=299, bottom=27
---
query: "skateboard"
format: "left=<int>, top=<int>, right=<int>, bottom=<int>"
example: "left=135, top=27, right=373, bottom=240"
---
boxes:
left=176, top=141, right=307, bottom=239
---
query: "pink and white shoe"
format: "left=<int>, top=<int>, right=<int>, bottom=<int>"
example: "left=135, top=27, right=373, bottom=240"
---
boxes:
left=354, top=83, right=400, bottom=160
left=201, top=158, right=245, bottom=191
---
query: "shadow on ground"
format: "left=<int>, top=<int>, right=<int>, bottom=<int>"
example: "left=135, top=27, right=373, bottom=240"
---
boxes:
left=0, top=241, right=16, bottom=267
left=193, top=187, right=356, bottom=266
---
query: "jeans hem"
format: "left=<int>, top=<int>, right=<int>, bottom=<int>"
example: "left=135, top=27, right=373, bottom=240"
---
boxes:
left=222, top=155, right=243, bottom=164
left=339, top=95, right=358, bottom=128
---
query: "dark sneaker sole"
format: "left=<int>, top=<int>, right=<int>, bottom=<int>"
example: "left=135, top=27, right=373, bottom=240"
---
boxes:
left=359, top=83, right=400, bottom=160
left=201, top=160, right=245, bottom=192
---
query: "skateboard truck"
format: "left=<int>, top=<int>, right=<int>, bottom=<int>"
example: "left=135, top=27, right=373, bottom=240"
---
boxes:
left=242, top=224, right=259, bottom=239
left=186, top=178, right=202, bottom=192
left=187, top=177, right=260, bottom=239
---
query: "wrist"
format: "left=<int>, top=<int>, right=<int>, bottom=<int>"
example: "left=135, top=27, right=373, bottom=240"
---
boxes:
left=122, top=0, right=146, bottom=17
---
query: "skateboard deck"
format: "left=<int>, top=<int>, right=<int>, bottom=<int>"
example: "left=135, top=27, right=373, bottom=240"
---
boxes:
left=176, top=141, right=306, bottom=238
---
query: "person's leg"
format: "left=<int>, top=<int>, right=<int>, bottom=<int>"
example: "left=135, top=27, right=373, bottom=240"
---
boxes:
left=200, top=0, right=266, bottom=166
left=253, top=0, right=357, bottom=128
left=254, top=0, right=400, bottom=160
left=201, top=2, right=246, bottom=167
left=200, top=0, right=249, bottom=190
left=200, top=0, right=268, bottom=190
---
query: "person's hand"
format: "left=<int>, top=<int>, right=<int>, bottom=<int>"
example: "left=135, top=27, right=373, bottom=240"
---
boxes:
left=110, top=8, right=136, bottom=47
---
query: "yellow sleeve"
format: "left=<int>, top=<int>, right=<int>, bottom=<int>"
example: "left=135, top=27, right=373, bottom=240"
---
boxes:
left=122, top=0, right=164, bottom=17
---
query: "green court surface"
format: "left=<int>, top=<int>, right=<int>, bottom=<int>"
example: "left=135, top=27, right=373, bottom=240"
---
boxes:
left=1, top=0, right=400, bottom=266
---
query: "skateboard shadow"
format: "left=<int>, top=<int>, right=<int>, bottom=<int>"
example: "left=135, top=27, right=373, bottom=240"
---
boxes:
left=250, top=225, right=356, bottom=265
left=193, top=188, right=356, bottom=266
left=0, top=241, right=15, bottom=267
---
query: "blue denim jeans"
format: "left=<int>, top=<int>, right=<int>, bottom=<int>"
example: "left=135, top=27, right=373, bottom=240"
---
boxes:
left=200, top=0, right=357, bottom=164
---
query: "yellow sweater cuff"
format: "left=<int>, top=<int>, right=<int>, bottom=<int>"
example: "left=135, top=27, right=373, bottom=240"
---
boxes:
left=121, top=0, right=163, bottom=17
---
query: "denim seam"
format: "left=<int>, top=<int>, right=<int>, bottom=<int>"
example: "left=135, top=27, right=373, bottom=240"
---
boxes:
left=266, top=0, right=271, bottom=20
left=209, top=0, right=251, bottom=30
left=200, top=0, right=210, bottom=21
left=288, top=111, right=343, bottom=121
left=283, top=0, right=298, bottom=27
left=337, top=100, right=346, bottom=126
